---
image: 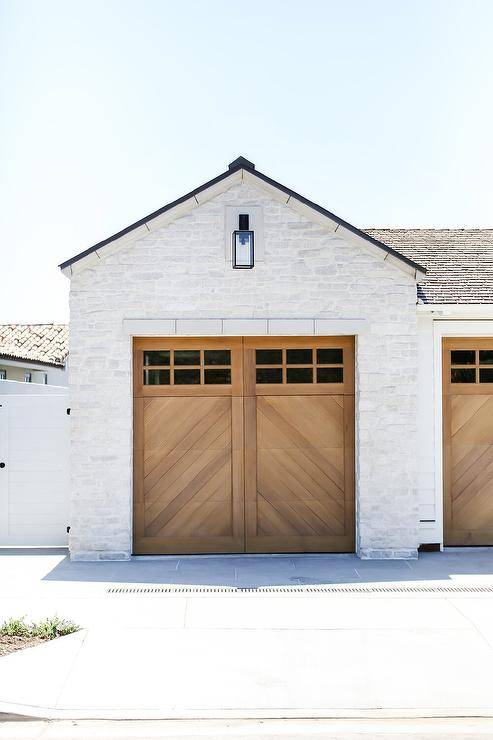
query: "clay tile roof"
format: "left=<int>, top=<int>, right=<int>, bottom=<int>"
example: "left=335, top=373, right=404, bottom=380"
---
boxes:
left=364, top=228, right=493, bottom=304
left=0, top=324, right=69, bottom=367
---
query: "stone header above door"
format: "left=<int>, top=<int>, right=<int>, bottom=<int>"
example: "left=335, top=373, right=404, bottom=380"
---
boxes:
left=122, top=318, right=368, bottom=336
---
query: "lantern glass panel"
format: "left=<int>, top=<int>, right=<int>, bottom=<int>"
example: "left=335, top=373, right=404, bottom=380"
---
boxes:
left=233, top=231, right=254, bottom=268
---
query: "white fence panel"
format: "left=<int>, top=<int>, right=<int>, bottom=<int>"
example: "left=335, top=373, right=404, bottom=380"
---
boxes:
left=0, top=391, right=69, bottom=546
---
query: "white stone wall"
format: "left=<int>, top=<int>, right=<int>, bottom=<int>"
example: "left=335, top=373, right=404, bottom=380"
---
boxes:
left=68, top=181, right=419, bottom=559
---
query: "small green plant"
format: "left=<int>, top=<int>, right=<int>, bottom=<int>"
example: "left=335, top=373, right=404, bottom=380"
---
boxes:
left=0, top=615, right=79, bottom=640
left=31, top=616, right=79, bottom=639
left=0, top=616, right=30, bottom=637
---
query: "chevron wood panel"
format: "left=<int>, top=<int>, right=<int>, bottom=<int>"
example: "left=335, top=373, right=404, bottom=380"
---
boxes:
left=445, top=393, right=493, bottom=545
left=133, top=395, right=245, bottom=553
left=246, top=395, right=354, bottom=552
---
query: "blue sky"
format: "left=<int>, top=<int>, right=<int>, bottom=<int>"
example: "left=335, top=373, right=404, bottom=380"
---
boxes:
left=1, top=0, right=492, bottom=321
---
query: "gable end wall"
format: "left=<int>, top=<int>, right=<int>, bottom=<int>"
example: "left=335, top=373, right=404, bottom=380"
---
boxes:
left=68, top=182, right=419, bottom=559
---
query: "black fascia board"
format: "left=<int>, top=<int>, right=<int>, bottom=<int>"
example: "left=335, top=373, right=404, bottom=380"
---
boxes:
left=59, top=161, right=427, bottom=275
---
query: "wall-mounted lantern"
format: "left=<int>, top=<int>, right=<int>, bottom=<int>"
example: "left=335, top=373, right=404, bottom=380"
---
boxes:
left=232, top=213, right=254, bottom=269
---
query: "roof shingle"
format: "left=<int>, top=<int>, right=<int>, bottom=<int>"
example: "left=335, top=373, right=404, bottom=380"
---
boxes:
left=0, top=324, right=68, bottom=367
left=365, top=228, right=493, bottom=304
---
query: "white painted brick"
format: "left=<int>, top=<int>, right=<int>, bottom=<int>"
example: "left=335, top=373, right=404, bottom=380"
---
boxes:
left=68, top=180, right=419, bottom=560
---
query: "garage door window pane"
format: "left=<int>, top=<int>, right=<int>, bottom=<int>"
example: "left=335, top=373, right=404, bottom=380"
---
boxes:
left=451, top=368, right=476, bottom=383
left=174, top=350, right=200, bottom=366
left=204, top=350, right=231, bottom=366
left=204, top=369, right=231, bottom=384
left=317, top=348, right=343, bottom=364
left=479, top=368, right=493, bottom=383
left=256, top=349, right=282, bottom=365
left=317, top=367, right=344, bottom=383
left=451, top=350, right=475, bottom=365
left=144, top=351, right=170, bottom=366
left=286, top=367, right=313, bottom=383
left=174, top=369, right=200, bottom=385
left=144, top=369, right=170, bottom=385
left=479, top=351, right=493, bottom=365
left=256, top=368, right=283, bottom=384
left=286, top=349, right=312, bottom=365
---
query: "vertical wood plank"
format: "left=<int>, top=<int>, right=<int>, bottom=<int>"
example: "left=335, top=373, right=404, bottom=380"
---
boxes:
left=442, top=392, right=452, bottom=544
left=343, top=394, right=355, bottom=549
left=231, top=338, right=244, bottom=397
left=133, top=346, right=143, bottom=397
left=231, top=395, right=245, bottom=545
left=343, top=337, right=355, bottom=395
left=242, top=340, right=256, bottom=398
left=244, top=395, right=258, bottom=542
left=132, top=397, right=144, bottom=550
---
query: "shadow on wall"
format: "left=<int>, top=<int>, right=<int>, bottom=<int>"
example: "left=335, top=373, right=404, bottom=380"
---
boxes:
left=0, top=548, right=488, bottom=588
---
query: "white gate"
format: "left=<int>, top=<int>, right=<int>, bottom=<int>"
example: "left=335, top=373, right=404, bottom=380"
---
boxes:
left=0, top=391, right=69, bottom=546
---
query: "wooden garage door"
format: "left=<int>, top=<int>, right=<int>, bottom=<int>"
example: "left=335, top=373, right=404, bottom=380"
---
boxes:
left=443, top=338, right=493, bottom=546
left=133, top=337, right=354, bottom=554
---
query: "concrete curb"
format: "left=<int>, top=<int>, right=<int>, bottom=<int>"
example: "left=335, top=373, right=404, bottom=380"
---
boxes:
left=2, top=705, right=493, bottom=721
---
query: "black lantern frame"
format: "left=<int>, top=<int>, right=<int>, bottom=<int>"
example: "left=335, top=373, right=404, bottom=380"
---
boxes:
left=232, top=229, right=254, bottom=269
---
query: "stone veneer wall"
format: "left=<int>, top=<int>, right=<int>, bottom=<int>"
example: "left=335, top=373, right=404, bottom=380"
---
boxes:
left=68, top=181, right=419, bottom=559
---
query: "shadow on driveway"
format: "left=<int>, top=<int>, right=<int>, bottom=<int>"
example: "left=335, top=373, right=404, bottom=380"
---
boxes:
left=3, top=547, right=488, bottom=588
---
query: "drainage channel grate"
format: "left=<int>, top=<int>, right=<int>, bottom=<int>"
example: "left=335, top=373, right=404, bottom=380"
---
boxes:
left=106, top=583, right=493, bottom=595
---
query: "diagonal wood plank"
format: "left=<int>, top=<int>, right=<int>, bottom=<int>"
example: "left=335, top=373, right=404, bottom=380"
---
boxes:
left=451, top=395, right=491, bottom=437
left=144, top=408, right=231, bottom=501
left=142, top=396, right=234, bottom=541
left=254, top=394, right=347, bottom=542
left=146, top=447, right=231, bottom=536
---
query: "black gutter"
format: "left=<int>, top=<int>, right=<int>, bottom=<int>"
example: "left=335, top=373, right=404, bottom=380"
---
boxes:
left=59, top=158, right=427, bottom=275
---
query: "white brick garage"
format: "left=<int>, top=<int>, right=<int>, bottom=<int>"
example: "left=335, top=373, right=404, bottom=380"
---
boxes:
left=62, top=158, right=424, bottom=560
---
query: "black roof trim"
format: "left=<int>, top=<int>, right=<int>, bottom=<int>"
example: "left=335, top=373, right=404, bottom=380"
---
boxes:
left=229, top=156, right=255, bottom=170
left=59, top=158, right=427, bottom=274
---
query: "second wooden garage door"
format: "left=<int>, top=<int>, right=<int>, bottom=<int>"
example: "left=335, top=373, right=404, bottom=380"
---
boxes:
left=133, top=337, right=354, bottom=554
left=443, top=338, right=493, bottom=546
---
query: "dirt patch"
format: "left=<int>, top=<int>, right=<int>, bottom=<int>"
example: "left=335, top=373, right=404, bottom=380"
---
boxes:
left=0, top=634, right=47, bottom=657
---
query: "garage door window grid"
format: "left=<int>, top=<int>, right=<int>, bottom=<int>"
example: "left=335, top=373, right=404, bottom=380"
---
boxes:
left=255, top=347, right=344, bottom=384
left=450, top=349, right=493, bottom=384
left=143, top=349, right=232, bottom=386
